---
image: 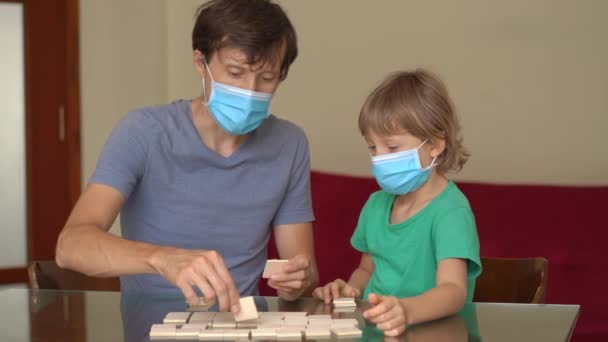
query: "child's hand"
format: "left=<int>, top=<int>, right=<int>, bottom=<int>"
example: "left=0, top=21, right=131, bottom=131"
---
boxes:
left=312, top=279, right=361, bottom=304
left=363, top=293, right=408, bottom=337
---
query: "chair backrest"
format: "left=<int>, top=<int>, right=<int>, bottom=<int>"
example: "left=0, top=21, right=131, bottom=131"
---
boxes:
left=473, top=257, right=548, bottom=304
left=28, top=260, right=120, bottom=292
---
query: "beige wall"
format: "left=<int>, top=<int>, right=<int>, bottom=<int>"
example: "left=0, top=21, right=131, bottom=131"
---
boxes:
left=82, top=0, right=608, bottom=188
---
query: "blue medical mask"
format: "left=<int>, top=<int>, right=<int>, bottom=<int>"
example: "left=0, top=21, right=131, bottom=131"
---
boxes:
left=371, top=140, right=438, bottom=195
left=201, top=59, right=272, bottom=135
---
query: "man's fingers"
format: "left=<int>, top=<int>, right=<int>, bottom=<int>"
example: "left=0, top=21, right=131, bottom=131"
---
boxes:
left=207, top=252, right=241, bottom=313
left=283, top=255, right=310, bottom=273
left=271, top=269, right=306, bottom=282
left=190, top=271, right=217, bottom=305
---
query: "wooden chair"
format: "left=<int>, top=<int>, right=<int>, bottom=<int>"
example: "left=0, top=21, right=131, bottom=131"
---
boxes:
left=28, top=260, right=120, bottom=292
left=473, top=257, right=548, bottom=304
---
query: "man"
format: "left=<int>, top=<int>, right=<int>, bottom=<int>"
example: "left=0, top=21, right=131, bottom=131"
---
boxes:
left=56, top=0, right=318, bottom=314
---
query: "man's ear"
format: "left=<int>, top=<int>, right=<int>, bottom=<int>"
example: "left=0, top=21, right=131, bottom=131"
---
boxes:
left=193, top=49, right=206, bottom=74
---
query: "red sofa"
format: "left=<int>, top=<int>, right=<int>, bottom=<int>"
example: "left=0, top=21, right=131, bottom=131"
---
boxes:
left=260, top=170, right=608, bottom=341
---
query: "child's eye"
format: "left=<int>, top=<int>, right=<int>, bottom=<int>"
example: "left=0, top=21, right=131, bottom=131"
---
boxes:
left=229, top=71, right=243, bottom=78
left=388, top=146, right=399, bottom=152
left=367, top=146, right=376, bottom=152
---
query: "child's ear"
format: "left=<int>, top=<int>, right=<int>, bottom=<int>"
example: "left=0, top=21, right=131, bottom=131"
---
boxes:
left=430, top=138, right=446, bottom=158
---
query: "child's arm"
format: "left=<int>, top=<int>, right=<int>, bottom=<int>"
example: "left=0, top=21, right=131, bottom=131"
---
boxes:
left=346, top=253, right=374, bottom=294
left=312, top=253, right=375, bottom=303
left=364, top=258, right=467, bottom=336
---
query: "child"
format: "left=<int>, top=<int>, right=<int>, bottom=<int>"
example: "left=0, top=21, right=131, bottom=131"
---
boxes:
left=313, top=69, right=481, bottom=336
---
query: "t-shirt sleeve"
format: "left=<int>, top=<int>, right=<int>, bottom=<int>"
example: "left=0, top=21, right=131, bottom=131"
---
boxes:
left=272, top=130, right=315, bottom=226
left=88, top=111, right=150, bottom=199
left=350, top=195, right=375, bottom=253
left=433, top=208, right=482, bottom=280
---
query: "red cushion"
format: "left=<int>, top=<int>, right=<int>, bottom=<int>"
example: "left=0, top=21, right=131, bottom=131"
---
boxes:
left=259, top=170, right=608, bottom=341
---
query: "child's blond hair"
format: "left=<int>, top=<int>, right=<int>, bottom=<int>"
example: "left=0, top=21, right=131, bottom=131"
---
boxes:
left=359, top=69, right=469, bottom=174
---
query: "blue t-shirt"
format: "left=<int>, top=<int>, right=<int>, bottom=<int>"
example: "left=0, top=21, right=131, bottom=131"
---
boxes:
left=90, top=100, right=315, bottom=295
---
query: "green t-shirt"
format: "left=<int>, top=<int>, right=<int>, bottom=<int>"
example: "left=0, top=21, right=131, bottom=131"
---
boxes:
left=351, top=181, right=481, bottom=302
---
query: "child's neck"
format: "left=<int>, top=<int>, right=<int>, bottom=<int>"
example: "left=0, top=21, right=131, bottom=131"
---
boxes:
left=389, top=172, right=449, bottom=225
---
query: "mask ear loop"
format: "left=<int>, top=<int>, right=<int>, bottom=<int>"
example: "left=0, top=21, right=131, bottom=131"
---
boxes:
left=418, top=139, right=439, bottom=170
left=201, top=58, right=214, bottom=105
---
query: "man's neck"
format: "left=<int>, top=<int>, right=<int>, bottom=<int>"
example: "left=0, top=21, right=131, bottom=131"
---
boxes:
left=191, top=97, right=249, bottom=158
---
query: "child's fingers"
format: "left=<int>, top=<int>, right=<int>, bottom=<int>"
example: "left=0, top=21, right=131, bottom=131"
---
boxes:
left=384, top=325, right=406, bottom=337
left=330, top=282, right=341, bottom=300
left=322, top=285, right=332, bottom=304
left=376, top=315, right=405, bottom=332
left=312, top=287, right=323, bottom=300
left=363, top=296, right=393, bottom=321
left=367, top=293, right=380, bottom=304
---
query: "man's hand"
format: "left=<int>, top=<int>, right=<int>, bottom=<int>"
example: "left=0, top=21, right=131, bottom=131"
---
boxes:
left=150, top=247, right=240, bottom=313
left=267, top=255, right=313, bottom=301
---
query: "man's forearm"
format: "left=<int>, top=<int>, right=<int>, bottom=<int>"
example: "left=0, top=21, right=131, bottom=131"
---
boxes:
left=56, top=224, right=161, bottom=277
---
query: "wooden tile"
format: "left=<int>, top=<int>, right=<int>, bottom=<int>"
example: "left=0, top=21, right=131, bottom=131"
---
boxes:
left=331, top=326, right=362, bottom=338
left=308, top=315, right=332, bottom=320
left=214, top=312, right=236, bottom=322
left=262, top=259, right=289, bottom=278
left=163, top=312, right=192, bottom=324
left=251, top=328, right=277, bottom=340
left=282, top=312, right=308, bottom=317
left=258, top=322, right=284, bottom=329
left=222, top=329, right=251, bottom=340
left=304, top=328, right=331, bottom=339
left=198, top=328, right=224, bottom=340
left=190, top=312, right=215, bottom=324
left=236, top=320, right=259, bottom=329
left=149, top=324, right=177, bottom=339
left=212, top=321, right=237, bottom=329
left=175, top=325, right=203, bottom=340
left=276, top=328, right=303, bottom=340
left=331, top=318, right=359, bottom=327
left=234, top=296, right=259, bottom=322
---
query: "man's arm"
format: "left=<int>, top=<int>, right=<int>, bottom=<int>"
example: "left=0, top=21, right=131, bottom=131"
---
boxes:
left=268, top=222, right=319, bottom=300
left=55, top=183, right=241, bottom=311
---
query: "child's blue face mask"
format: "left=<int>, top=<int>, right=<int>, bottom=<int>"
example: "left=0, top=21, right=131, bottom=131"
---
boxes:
left=201, top=59, right=272, bottom=135
left=371, top=140, right=437, bottom=195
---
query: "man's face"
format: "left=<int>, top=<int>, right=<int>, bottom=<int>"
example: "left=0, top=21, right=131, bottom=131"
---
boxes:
left=196, top=45, right=285, bottom=96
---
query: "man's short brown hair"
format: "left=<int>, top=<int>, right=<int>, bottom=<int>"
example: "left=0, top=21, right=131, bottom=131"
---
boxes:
left=192, top=0, right=298, bottom=80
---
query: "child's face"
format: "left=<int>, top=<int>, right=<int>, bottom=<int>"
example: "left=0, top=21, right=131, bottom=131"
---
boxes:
left=364, top=129, right=442, bottom=169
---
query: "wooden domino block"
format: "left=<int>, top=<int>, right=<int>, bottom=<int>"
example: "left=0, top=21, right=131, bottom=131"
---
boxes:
left=276, top=328, right=303, bottom=340
left=332, top=298, right=356, bottom=307
left=163, top=312, right=192, bottom=324
left=258, top=322, right=284, bottom=329
left=262, top=259, right=289, bottom=278
left=234, top=296, right=259, bottom=322
left=308, top=315, right=332, bottom=320
left=175, top=325, right=203, bottom=340
left=304, top=328, right=331, bottom=339
left=331, top=326, right=362, bottom=338
left=214, top=312, right=236, bottom=322
left=211, top=321, right=237, bottom=329
left=282, top=312, right=308, bottom=317
left=188, top=312, right=215, bottom=323
left=198, top=329, right=224, bottom=341
left=223, top=329, right=251, bottom=340
left=251, top=328, right=278, bottom=340
left=331, top=318, right=359, bottom=327
left=237, top=320, right=259, bottom=329
left=149, top=324, right=177, bottom=339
